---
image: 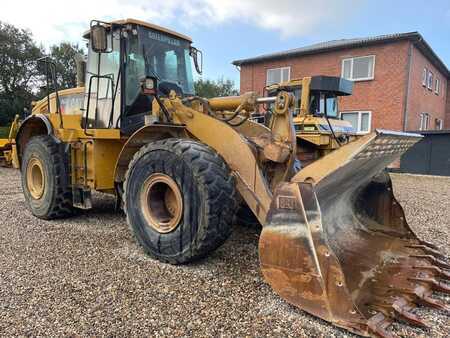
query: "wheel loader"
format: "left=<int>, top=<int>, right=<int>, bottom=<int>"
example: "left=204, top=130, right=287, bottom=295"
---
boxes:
left=12, top=19, right=449, bottom=337
left=0, top=115, right=20, bottom=167
left=265, top=77, right=359, bottom=167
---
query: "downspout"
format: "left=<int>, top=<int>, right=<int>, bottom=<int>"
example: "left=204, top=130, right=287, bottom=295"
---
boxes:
left=402, top=42, right=414, bottom=131
left=252, top=63, right=255, bottom=95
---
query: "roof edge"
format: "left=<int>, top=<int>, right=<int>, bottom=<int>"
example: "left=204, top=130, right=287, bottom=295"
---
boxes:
left=411, top=33, right=449, bottom=78
left=232, top=32, right=449, bottom=78
left=82, top=18, right=192, bottom=43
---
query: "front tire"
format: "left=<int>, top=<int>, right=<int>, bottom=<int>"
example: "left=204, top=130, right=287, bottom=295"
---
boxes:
left=124, top=138, right=237, bottom=264
left=21, top=135, right=73, bottom=219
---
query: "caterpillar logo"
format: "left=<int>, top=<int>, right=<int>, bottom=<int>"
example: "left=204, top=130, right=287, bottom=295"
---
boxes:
left=148, top=31, right=181, bottom=47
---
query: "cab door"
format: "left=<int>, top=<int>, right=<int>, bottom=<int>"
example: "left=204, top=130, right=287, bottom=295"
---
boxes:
left=84, top=29, right=121, bottom=130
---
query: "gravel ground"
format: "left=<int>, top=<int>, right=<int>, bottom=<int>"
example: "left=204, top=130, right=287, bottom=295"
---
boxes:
left=0, top=168, right=448, bottom=337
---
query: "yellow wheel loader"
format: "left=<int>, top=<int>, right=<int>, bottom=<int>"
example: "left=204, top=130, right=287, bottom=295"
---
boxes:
left=13, top=19, right=448, bottom=337
left=0, top=115, right=20, bottom=167
left=265, top=77, right=359, bottom=167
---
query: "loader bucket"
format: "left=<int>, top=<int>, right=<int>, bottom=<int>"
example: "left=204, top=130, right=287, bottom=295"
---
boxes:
left=259, top=130, right=449, bottom=337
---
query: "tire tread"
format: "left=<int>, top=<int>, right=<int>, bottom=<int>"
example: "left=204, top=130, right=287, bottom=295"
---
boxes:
left=22, top=135, right=73, bottom=219
left=123, top=138, right=237, bottom=264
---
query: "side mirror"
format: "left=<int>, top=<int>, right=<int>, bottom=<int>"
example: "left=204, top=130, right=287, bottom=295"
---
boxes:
left=190, top=47, right=203, bottom=75
left=91, top=24, right=108, bottom=53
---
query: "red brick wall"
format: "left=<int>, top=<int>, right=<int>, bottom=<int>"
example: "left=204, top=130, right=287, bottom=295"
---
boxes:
left=405, top=45, right=448, bottom=131
left=446, top=82, right=450, bottom=128
left=239, top=41, right=432, bottom=132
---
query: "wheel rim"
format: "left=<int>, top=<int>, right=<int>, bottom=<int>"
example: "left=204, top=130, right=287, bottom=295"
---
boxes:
left=26, top=157, right=45, bottom=200
left=140, top=174, right=183, bottom=234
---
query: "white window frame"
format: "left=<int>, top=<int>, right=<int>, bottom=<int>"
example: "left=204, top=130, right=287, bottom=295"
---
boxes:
left=341, top=55, right=375, bottom=81
left=427, top=71, right=433, bottom=90
left=419, top=113, right=430, bottom=131
left=340, top=111, right=372, bottom=134
left=435, top=78, right=440, bottom=95
left=266, top=67, right=291, bottom=86
left=422, top=68, right=427, bottom=87
left=435, top=118, right=443, bottom=130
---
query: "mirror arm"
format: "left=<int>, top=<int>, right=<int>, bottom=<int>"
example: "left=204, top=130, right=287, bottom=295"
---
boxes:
left=190, top=46, right=203, bottom=75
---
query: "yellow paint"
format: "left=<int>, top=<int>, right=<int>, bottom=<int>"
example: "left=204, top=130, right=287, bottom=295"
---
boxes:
left=28, top=87, right=122, bottom=190
left=299, top=77, right=311, bottom=116
left=292, top=133, right=377, bottom=184
left=0, top=115, right=20, bottom=167
left=208, top=96, right=246, bottom=111
left=32, top=87, right=85, bottom=115
left=70, top=138, right=125, bottom=192
left=167, top=95, right=274, bottom=223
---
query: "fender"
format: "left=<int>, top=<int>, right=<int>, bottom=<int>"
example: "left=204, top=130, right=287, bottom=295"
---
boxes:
left=15, top=114, right=55, bottom=166
left=114, top=123, right=186, bottom=183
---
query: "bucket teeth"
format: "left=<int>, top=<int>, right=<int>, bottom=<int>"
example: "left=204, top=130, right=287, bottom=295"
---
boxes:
left=406, top=245, right=447, bottom=260
left=370, top=297, right=429, bottom=329
left=410, top=277, right=450, bottom=294
left=419, top=239, right=440, bottom=251
left=439, top=269, right=450, bottom=280
left=392, top=298, right=429, bottom=328
left=367, top=313, right=395, bottom=338
left=414, top=286, right=450, bottom=311
left=411, top=254, right=450, bottom=270
left=413, top=265, right=450, bottom=280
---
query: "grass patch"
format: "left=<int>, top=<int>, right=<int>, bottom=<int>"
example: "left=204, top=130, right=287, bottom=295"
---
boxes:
left=0, top=126, right=10, bottom=138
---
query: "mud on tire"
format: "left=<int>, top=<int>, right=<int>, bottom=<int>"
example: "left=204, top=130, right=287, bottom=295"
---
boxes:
left=124, top=138, right=237, bottom=264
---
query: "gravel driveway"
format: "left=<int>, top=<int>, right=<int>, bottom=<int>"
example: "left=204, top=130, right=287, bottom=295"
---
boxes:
left=0, top=167, right=448, bottom=337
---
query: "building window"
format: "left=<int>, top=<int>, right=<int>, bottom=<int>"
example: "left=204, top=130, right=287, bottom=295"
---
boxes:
left=435, top=118, right=443, bottom=130
left=266, top=67, right=290, bottom=86
left=341, top=55, right=375, bottom=81
left=422, top=68, right=427, bottom=87
left=419, top=113, right=429, bottom=131
left=427, top=71, right=433, bottom=90
left=341, top=111, right=372, bottom=134
left=435, top=78, right=440, bottom=95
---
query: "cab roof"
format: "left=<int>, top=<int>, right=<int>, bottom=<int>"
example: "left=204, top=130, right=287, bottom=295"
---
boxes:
left=82, top=18, right=192, bottom=43
left=267, top=76, right=353, bottom=96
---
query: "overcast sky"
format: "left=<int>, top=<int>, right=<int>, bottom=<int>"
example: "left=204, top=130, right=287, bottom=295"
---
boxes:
left=1, top=0, right=449, bottom=85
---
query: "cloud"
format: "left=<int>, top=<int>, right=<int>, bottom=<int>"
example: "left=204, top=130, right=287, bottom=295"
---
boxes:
left=0, top=0, right=358, bottom=46
left=196, top=0, right=356, bottom=38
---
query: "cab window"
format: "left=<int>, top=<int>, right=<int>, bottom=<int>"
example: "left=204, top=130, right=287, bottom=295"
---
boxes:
left=310, top=93, right=338, bottom=117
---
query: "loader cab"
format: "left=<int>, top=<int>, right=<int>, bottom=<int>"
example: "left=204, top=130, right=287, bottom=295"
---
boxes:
left=308, top=91, right=339, bottom=118
left=266, top=76, right=355, bottom=134
left=83, top=19, right=201, bottom=135
left=266, top=76, right=352, bottom=118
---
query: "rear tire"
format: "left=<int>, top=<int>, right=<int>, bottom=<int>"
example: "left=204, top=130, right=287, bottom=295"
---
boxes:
left=124, top=138, right=237, bottom=264
left=21, top=135, right=73, bottom=219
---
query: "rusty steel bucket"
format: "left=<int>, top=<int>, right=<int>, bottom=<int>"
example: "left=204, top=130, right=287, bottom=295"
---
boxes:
left=259, top=130, right=449, bottom=337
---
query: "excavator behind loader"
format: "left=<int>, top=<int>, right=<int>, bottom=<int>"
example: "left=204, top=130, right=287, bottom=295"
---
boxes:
left=10, top=19, right=449, bottom=337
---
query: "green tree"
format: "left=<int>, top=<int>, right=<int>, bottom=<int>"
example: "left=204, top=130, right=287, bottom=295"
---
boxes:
left=194, top=78, right=239, bottom=98
left=0, top=21, right=43, bottom=125
left=49, top=42, right=85, bottom=90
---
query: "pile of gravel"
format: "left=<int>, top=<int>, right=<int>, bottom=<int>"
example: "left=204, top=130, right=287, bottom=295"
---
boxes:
left=0, top=168, right=448, bottom=337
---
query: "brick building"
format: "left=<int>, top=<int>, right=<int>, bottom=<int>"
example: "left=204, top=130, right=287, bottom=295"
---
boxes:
left=233, top=32, right=450, bottom=133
